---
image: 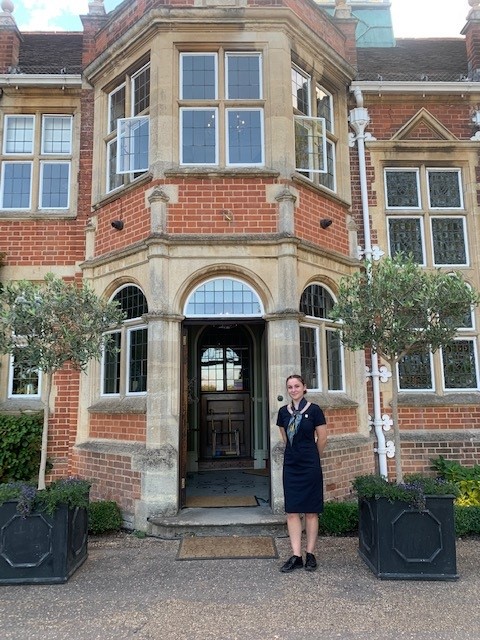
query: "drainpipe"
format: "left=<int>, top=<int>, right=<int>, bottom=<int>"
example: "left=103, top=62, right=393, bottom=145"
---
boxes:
left=348, top=87, right=393, bottom=478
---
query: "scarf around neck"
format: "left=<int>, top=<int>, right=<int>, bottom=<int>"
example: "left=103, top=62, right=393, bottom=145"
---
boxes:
left=286, top=399, right=311, bottom=445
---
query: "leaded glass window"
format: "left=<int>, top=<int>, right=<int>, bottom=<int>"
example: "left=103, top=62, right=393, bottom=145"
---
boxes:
left=300, top=326, right=318, bottom=390
left=9, top=356, right=41, bottom=397
left=300, top=284, right=335, bottom=318
left=102, top=285, right=148, bottom=395
left=185, top=278, right=263, bottom=317
left=299, top=284, right=343, bottom=391
left=105, top=61, right=150, bottom=193
left=388, top=218, right=424, bottom=263
left=427, top=169, right=462, bottom=209
left=180, top=51, right=264, bottom=167
left=385, top=169, right=420, bottom=209
left=292, top=69, right=334, bottom=185
left=431, top=217, right=467, bottom=266
left=398, top=349, right=433, bottom=390
left=442, top=340, right=478, bottom=390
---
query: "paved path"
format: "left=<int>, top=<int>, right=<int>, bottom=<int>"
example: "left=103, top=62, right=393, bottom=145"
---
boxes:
left=0, top=535, right=479, bottom=640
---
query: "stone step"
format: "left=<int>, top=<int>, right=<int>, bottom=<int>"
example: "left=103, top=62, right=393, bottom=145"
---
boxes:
left=148, top=506, right=287, bottom=539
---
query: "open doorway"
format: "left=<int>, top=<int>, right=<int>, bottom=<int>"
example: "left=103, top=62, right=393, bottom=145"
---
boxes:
left=180, top=321, right=269, bottom=508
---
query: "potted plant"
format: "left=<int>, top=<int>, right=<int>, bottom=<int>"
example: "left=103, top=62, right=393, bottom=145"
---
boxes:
left=0, top=274, right=124, bottom=584
left=331, top=254, right=479, bottom=580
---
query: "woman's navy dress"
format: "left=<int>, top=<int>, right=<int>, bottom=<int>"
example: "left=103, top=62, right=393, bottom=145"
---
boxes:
left=276, top=400, right=326, bottom=514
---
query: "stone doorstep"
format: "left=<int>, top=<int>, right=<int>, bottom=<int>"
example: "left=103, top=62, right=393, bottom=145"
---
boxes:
left=148, top=506, right=287, bottom=539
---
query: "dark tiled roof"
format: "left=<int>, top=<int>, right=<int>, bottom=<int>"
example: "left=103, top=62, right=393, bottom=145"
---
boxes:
left=13, top=33, right=83, bottom=75
left=357, top=38, right=469, bottom=82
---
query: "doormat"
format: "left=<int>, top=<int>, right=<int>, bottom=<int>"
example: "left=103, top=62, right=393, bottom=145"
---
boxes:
left=177, top=536, right=278, bottom=560
left=185, top=495, right=258, bottom=508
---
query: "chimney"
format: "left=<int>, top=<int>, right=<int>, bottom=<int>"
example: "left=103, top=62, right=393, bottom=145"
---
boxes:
left=462, top=0, right=480, bottom=80
left=331, top=0, right=358, bottom=68
left=0, top=0, right=22, bottom=74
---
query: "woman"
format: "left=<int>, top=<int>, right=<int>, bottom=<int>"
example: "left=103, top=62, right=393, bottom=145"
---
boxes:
left=276, top=374, right=327, bottom=572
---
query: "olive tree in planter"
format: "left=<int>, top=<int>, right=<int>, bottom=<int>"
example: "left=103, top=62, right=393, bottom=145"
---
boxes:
left=0, top=274, right=124, bottom=584
left=331, top=254, right=479, bottom=580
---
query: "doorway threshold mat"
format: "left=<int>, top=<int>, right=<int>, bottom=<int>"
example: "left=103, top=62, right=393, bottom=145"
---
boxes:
left=177, top=535, right=278, bottom=560
left=185, top=495, right=258, bottom=508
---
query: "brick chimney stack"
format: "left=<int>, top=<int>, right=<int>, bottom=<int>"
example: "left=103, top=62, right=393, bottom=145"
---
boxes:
left=462, top=0, right=480, bottom=80
left=331, top=0, right=358, bottom=69
left=0, top=0, right=22, bottom=74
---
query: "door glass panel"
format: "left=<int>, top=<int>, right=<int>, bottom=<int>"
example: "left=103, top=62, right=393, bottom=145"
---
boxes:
left=200, top=327, right=250, bottom=392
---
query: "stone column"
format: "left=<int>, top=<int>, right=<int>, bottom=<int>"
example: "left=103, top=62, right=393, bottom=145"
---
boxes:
left=134, top=312, right=184, bottom=525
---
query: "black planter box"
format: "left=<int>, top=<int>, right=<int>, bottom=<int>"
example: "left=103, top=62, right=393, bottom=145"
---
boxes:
left=0, top=501, right=88, bottom=585
left=358, top=495, right=458, bottom=581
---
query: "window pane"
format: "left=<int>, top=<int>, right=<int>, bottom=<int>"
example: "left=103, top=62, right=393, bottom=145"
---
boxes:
left=181, top=54, right=216, bottom=99
left=388, top=218, right=423, bottom=262
left=443, top=341, right=478, bottom=389
left=11, top=359, right=40, bottom=396
left=317, top=140, right=335, bottom=191
left=40, top=162, right=70, bottom=208
left=4, top=115, right=34, bottom=154
left=294, top=116, right=326, bottom=173
left=428, top=170, right=462, bottom=209
left=300, top=326, right=319, bottom=390
left=398, top=349, right=433, bottom=390
left=42, top=116, right=72, bottom=154
left=326, top=329, right=343, bottom=391
left=103, top=332, right=121, bottom=394
left=316, top=86, right=333, bottom=132
left=132, top=65, right=150, bottom=115
left=431, top=217, right=467, bottom=265
left=300, top=284, right=335, bottom=319
left=117, top=116, right=149, bottom=173
left=227, top=109, right=263, bottom=165
left=109, top=84, right=126, bottom=132
left=129, top=327, right=147, bottom=393
left=113, top=285, right=148, bottom=320
left=385, top=170, right=420, bottom=208
left=107, top=139, right=123, bottom=191
left=1, top=162, right=32, bottom=209
left=291, top=67, right=310, bottom=115
left=226, top=54, right=261, bottom=99
left=181, top=109, right=217, bottom=164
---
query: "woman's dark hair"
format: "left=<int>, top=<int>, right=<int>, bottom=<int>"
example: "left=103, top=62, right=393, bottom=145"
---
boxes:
left=286, top=374, right=306, bottom=386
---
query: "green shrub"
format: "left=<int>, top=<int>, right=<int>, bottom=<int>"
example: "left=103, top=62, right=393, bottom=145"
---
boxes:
left=319, top=501, right=358, bottom=536
left=0, top=413, right=43, bottom=483
left=431, top=457, right=480, bottom=507
left=88, top=500, right=122, bottom=535
left=454, top=505, right=480, bottom=537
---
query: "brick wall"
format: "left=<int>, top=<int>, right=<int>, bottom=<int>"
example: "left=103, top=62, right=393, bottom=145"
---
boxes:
left=73, top=448, right=142, bottom=517
left=89, top=414, right=147, bottom=441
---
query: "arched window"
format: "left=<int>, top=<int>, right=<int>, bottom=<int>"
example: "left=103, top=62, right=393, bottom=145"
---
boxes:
left=184, top=277, right=263, bottom=317
left=299, top=283, right=344, bottom=392
left=102, top=285, right=148, bottom=395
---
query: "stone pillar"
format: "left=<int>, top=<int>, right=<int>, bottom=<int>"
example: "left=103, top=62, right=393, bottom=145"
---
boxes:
left=135, top=312, right=183, bottom=522
left=266, top=311, right=303, bottom=514
left=276, top=188, right=297, bottom=235
left=148, top=186, right=170, bottom=233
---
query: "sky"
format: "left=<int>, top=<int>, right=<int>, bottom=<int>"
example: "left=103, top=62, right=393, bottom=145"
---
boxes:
left=5, top=0, right=473, bottom=38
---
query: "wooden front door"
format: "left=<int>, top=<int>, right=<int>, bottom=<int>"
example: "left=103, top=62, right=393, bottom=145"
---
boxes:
left=199, top=325, right=252, bottom=460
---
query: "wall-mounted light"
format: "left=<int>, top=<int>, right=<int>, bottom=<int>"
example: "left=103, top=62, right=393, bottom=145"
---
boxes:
left=111, top=220, right=124, bottom=231
left=320, top=218, right=333, bottom=229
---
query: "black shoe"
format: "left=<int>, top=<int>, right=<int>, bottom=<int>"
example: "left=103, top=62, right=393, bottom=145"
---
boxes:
left=305, top=552, right=317, bottom=571
left=280, top=555, right=303, bottom=573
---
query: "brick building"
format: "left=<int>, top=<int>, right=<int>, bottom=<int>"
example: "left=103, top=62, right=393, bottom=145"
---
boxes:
left=0, top=0, right=479, bottom=531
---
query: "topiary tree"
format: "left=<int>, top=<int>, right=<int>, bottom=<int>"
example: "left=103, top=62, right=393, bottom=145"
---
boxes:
left=0, top=274, right=124, bottom=489
left=331, top=254, right=480, bottom=483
